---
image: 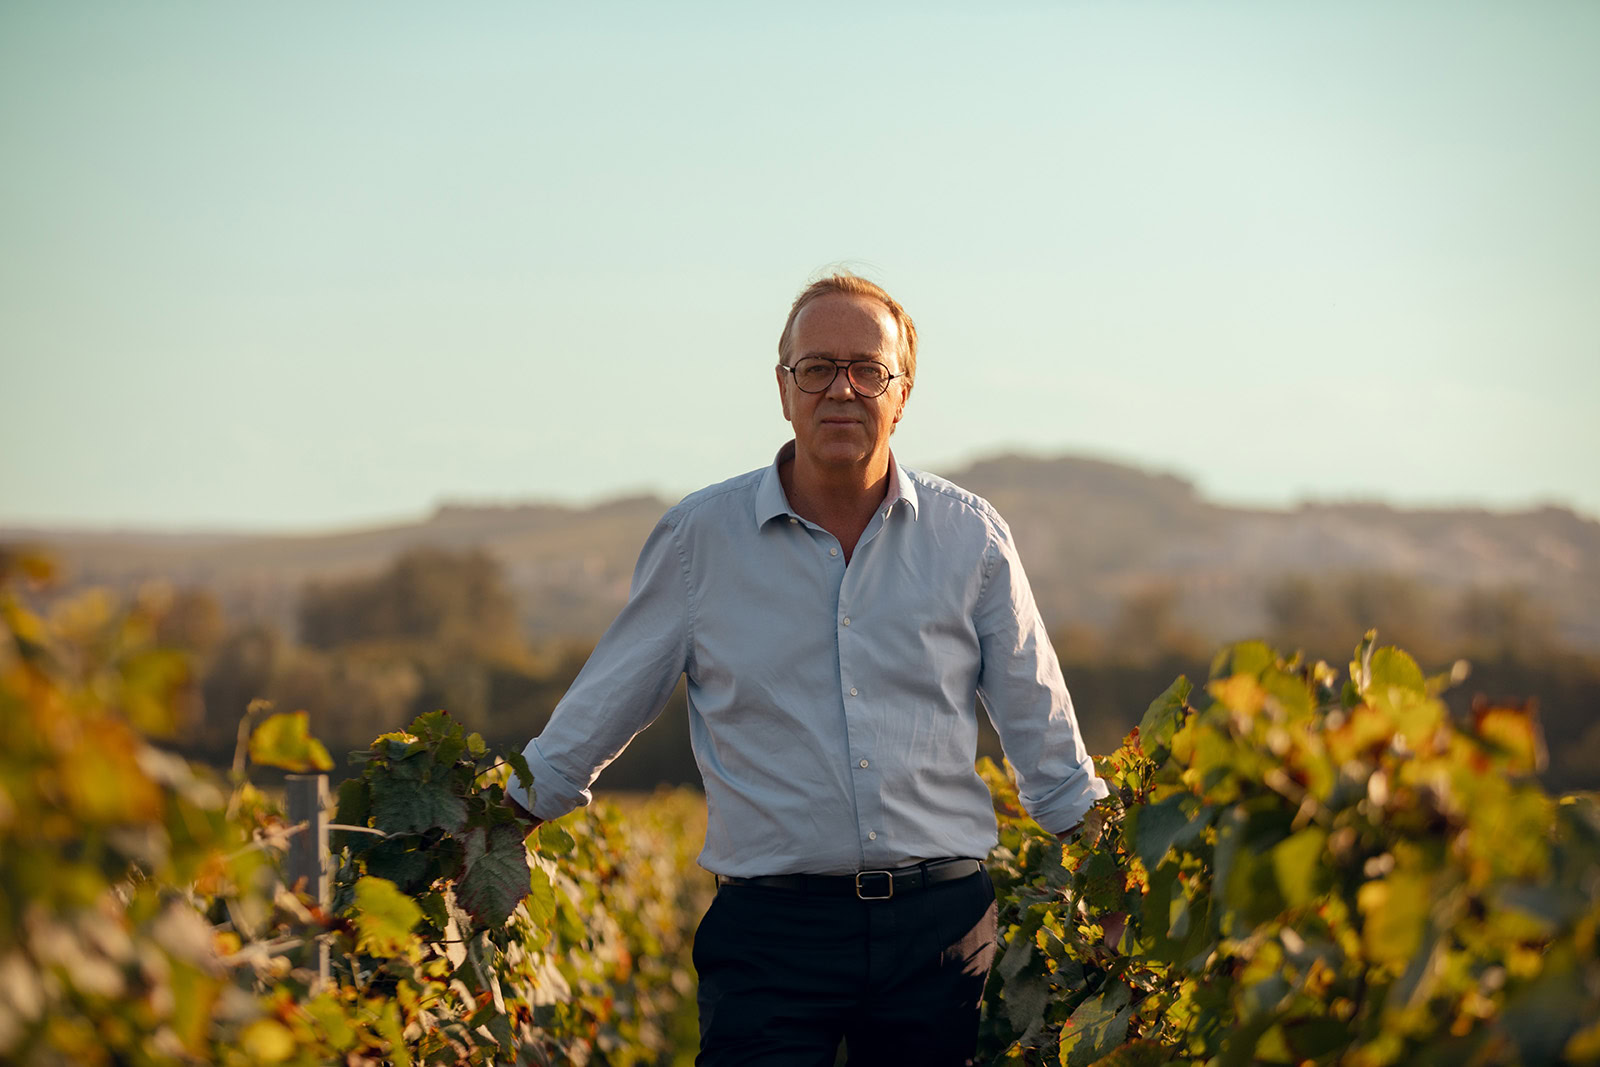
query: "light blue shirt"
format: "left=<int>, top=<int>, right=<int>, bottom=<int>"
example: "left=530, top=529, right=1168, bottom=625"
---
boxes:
left=508, top=443, right=1108, bottom=877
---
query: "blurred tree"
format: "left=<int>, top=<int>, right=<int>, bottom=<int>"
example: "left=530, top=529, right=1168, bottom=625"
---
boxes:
left=200, top=623, right=285, bottom=748
left=1052, top=620, right=1108, bottom=666
left=1264, top=571, right=1440, bottom=662
left=298, top=547, right=523, bottom=659
left=199, top=624, right=425, bottom=756
left=1106, top=582, right=1207, bottom=665
left=1456, top=585, right=1562, bottom=662
left=154, top=585, right=227, bottom=660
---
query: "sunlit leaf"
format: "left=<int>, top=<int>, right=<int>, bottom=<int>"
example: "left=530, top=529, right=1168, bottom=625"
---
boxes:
left=118, top=648, right=188, bottom=736
left=248, top=711, right=334, bottom=772
left=1137, top=676, right=1192, bottom=754
left=1208, top=674, right=1267, bottom=717
left=1271, top=827, right=1329, bottom=908
left=506, top=749, right=534, bottom=800
left=1474, top=704, right=1546, bottom=774
left=410, top=709, right=453, bottom=741
left=239, top=1018, right=296, bottom=1063
left=523, top=863, right=559, bottom=932
left=536, top=823, right=576, bottom=856
left=433, top=734, right=466, bottom=769
left=1369, top=646, right=1425, bottom=697
left=304, top=993, right=358, bottom=1052
left=352, top=876, right=423, bottom=957
left=1060, top=981, right=1133, bottom=1066
left=1215, top=640, right=1274, bottom=681
left=60, top=722, right=165, bottom=822
left=1356, top=871, right=1430, bottom=966
left=373, top=999, right=412, bottom=1067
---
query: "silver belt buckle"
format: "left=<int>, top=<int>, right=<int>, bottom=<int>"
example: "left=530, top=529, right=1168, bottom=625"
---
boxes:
left=855, top=870, right=894, bottom=900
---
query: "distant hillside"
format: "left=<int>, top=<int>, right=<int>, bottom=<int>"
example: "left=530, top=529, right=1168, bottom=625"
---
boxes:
left=954, top=453, right=1600, bottom=650
left=6, top=452, right=1598, bottom=651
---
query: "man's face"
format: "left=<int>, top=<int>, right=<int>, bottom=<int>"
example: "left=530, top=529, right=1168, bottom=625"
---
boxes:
left=776, top=292, right=908, bottom=473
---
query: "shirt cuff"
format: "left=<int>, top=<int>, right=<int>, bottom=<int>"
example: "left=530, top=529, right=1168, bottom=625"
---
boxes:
left=505, top=739, right=591, bottom=823
left=1022, top=771, right=1112, bottom=836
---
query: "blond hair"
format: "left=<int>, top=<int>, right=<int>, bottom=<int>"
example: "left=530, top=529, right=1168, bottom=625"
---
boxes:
left=777, top=273, right=918, bottom=395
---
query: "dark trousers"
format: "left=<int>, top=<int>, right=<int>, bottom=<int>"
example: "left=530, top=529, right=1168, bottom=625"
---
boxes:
left=693, top=867, right=998, bottom=1066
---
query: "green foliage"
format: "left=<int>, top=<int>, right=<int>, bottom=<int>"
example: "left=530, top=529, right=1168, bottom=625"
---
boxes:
left=0, top=556, right=247, bottom=1064
left=14, top=536, right=1597, bottom=1067
left=0, top=557, right=709, bottom=1066
left=979, top=633, right=1600, bottom=1066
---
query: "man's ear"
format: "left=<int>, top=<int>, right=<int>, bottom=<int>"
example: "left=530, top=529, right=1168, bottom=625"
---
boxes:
left=890, top=381, right=909, bottom=429
left=776, top=365, right=793, bottom=422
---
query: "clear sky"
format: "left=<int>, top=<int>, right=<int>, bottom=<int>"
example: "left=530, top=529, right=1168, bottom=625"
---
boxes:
left=3, top=1, right=1597, bottom=531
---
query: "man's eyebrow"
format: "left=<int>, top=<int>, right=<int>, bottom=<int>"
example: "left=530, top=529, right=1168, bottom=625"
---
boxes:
left=799, top=351, right=884, bottom=361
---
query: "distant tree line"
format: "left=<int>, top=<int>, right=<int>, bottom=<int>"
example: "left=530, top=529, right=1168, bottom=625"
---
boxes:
left=159, top=546, right=1599, bottom=794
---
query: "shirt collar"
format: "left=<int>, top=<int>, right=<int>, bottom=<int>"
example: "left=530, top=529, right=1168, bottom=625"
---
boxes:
left=755, top=440, right=921, bottom=528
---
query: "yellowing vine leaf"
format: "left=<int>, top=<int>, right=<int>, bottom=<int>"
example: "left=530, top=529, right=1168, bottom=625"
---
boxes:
left=248, top=711, right=333, bottom=772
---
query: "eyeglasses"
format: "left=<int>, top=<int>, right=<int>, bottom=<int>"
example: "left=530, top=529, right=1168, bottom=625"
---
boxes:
left=779, top=357, right=904, bottom=398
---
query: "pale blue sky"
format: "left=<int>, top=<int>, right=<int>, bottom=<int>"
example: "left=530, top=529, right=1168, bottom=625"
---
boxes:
left=3, top=1, right=1596, bottom=530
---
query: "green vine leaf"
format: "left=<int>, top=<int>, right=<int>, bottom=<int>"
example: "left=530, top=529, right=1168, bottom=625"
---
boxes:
left=1137, top=676, right=1192, bottom=755
left=1060, top=981, right=1133, bottom=1066
left=370, top=774, right=467, bottom=836
left=524, top=863, right=559, bottom=932
left=457, top=824, right=531, bottom=927
left=536, top=823, right=576, bottom=856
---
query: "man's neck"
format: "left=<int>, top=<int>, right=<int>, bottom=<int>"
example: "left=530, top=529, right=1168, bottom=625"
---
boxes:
left=779, top=449, right=892, bottom=558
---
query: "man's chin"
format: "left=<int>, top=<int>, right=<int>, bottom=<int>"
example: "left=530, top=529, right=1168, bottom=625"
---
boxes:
left=806, top=442, right=884, bottom=470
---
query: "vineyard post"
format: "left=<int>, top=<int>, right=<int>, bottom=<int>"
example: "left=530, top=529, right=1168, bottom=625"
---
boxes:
left=285, top=773, right=330, bottom=989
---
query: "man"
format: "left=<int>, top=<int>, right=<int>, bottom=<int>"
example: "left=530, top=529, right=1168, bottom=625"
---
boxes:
left=505, top=273, right=1107, bottom=1065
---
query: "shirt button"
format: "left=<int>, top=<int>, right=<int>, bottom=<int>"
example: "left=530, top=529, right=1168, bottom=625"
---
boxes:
left=868, top=831, right=877, bottom=841
left=859, top=759, right=869, bottom=769
left=829, top=547, right=838, bottom=556
left=849, top=687, right=858, bottom=697
left=842, top=617, right=850, bottom=626
left=789, top=518, right=798, bottom=525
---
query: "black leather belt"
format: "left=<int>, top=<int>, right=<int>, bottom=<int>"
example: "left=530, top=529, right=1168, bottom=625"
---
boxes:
left=715, top=858, right=984, bottom=900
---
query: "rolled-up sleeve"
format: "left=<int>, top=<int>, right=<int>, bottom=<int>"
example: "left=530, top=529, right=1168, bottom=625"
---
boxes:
left=973, top=519, right=1109, bottom=834
left=505, top=517, right=692, bottom=822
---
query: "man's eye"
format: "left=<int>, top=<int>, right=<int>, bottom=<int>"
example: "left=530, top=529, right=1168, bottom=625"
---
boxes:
left=853, top=367, right=886, bottom=388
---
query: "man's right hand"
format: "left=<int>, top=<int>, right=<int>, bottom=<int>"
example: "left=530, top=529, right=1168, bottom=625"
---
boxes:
left=505, top=790, right=542, bottom=832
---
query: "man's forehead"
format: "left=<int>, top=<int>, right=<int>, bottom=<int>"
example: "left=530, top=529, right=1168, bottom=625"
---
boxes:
left=791, top=294, right=900, bottom=354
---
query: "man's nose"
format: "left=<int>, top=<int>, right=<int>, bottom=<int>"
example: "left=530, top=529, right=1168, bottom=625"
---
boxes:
left=824, top=365, right=857, bottom=399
